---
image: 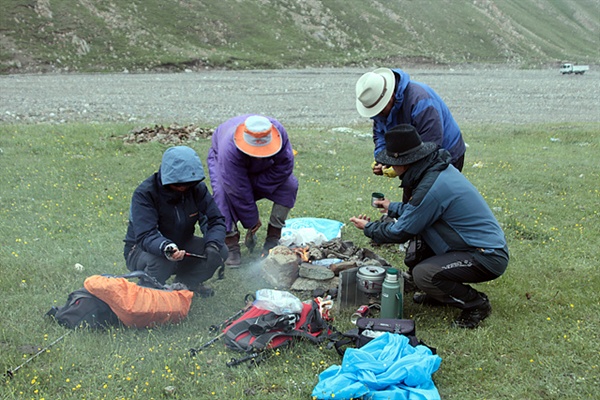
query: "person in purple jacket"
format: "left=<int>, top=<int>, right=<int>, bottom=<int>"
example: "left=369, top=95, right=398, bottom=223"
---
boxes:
left=207, top=114, right=298, bottom=267
left=356, top=67, right=466, bottom=202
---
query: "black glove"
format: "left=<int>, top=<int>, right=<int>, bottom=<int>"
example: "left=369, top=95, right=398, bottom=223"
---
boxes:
left=204, top=243, right=223, bottom=268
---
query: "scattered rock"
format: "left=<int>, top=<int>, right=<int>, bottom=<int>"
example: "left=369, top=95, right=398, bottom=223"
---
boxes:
left=299, top=262, right=335, bottom=280
left=261, top=246, right=299, bottom=289
left=330, top=260, right=358, bottom=275
left=123, top=124, right=214, bottom=145
left=164, top=386, right=176, bottom=395
left=291, top=276, right=338, bottom=292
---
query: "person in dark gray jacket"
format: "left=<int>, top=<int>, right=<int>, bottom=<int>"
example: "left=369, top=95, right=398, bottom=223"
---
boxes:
left=350, top=124, right=509, bottom=328
left=123, top=146, right=228, bottom=297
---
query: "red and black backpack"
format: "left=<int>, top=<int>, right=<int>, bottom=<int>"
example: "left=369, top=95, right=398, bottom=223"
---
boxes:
left=222, top=299, right=333, bottom=353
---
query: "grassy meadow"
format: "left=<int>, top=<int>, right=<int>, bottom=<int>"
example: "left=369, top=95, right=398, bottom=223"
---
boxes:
left=2, top=0, right=599, bottom=73
left=1, top=122, right=599, bottom=399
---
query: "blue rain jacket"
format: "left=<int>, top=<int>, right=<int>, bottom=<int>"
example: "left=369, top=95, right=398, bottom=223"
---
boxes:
left=312, top=333, right=441, bottom=400
left=371, top=68, right=465, bottom=164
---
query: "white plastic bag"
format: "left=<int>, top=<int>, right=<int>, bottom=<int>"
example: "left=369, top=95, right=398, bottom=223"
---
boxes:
left=253, top=289, right=304, bottom=315
left=280, top=227, right=328, bottom=247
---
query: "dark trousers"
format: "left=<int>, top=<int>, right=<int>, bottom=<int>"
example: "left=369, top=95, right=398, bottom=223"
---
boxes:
left=412, top=249, right=506, bottom=309
left=126, top=236, right=227, bottom=289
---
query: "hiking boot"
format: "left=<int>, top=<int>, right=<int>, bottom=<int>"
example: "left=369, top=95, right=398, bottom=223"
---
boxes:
left=402, top=271, right=418, bottom=293
left=412, top=292, right=445, bottom=306
left=225, top=249, right=241, bottom=267
left=453, top=295, right=492, bottom=329
left=194, top=283, right=215, bottom=298
left=260, top=224, right=281, bottom=259
left=225, top=232, right=241, bottom=267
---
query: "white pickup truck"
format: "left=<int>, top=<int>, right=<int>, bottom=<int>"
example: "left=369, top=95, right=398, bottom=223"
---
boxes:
left=560, top=63, right=589, bottom=75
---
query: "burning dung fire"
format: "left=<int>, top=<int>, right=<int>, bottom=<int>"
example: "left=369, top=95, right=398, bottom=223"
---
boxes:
left=293, top=246, right=310, bottom=262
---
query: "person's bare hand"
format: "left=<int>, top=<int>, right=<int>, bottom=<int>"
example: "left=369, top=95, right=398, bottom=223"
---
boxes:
left=349, top=214, right=371, bottom=230
left=164, top=243, right=185, bottom=261
left=372, top=163, right=384, bottom=175
left=373, top=198, right=391, bottom=213
left=171, top=249, right=186, bottom=261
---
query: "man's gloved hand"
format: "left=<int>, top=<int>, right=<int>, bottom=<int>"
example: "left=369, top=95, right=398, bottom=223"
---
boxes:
left=164, top=243, right=179, bottom=261
left=382, top=166, right=398, bottom=178
left=371, top=160, right=397, bottom=178
left=205, top=243, right=223, bottom=267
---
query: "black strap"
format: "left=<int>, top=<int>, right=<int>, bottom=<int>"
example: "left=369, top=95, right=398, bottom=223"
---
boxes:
left=217, top=258, right=225, bottom=280
left=333, top=328, right=360, bottom=356
left=113, top=271, right=166, bottom=290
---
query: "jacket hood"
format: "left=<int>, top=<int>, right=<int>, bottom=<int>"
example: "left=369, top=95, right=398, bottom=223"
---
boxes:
left=400, top=148, right=451, bottom=190
left=160, top=146, right=206, bottom=186
left=391, top=68, right=410, bottom=109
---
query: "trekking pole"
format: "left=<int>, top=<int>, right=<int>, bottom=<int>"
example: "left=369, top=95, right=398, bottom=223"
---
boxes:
left=226, top=352, right=260, bottom=367
left=189, top=332, right=226, bottom=357
left=227, top=351, right=271, bottom=368
left=5, top=330, right=72, bottom=379
left=209, top=293, right=256, bottom=333
left=189, top=293, right=255, bottom=356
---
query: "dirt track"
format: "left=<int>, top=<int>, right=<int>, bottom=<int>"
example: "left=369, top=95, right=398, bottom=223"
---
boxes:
left=1, top=67, right=598, bottom=127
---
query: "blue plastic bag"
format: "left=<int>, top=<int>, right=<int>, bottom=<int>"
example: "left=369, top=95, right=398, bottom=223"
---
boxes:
left=312, top=333, right=442, bottom=400
left=281, top=218, right=344, bottom=246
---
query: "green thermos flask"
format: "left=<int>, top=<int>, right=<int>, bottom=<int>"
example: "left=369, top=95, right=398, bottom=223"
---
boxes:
left=380, top=268, right=403, bottom=318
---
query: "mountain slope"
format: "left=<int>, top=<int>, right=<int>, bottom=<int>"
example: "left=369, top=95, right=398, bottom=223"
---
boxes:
left=1, top=0, right=598, bottom=73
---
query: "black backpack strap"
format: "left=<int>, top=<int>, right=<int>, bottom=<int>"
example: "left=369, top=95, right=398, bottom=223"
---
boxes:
left=299, top=300, right=327, bottom=333
left=332, top=328, right=360, bottom=356
left=115, top=271, right=166, bottom=290
left=223, top=318, right=257, bottom=352
left=46, top=288, right=96, bottom=318
left=249, top=324, right=325, bottom=351
left=223, top=312, right=282, bottom=352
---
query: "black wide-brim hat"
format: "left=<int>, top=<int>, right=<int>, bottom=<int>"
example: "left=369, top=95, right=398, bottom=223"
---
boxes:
left=375, top=124, right=438, bottom=166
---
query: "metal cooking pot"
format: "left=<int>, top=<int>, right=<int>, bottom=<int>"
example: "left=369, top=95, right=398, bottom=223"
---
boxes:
left=356, top=266, right=386, bottom=294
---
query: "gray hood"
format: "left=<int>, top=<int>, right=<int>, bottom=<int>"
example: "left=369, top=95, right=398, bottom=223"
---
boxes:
left=160, top=146, right=206, bottom=185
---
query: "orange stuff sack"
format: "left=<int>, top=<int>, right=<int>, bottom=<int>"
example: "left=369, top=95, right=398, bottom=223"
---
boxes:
left=84, top=275, right=194, bottom=328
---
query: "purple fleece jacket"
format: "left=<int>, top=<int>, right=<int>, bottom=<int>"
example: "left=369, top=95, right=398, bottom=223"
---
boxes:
left=207, top=114, right=298, bottom=232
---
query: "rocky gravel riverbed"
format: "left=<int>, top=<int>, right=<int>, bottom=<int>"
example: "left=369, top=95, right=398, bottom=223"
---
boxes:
left=1, top=66, right=598, bottom=127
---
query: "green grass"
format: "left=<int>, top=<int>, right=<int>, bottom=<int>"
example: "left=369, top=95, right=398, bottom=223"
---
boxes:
left=1, top=122, right=599, bottom=399
left=1, top=0, right=599, bottom=73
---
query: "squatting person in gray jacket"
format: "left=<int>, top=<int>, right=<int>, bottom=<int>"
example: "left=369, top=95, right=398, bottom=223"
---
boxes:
left=349, top=124, right=509, bottom=329
left=123, top=146, right=228, bottom=297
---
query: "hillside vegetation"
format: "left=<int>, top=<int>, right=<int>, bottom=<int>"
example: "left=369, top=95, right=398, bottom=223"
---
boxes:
left=1, top=0, right=599, bottom=73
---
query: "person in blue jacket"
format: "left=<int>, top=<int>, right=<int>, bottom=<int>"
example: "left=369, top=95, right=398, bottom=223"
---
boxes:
left=356, top=67, right=466, bottom=202
left=350, top=125, right=508, bottom=329
left=123, top=146, right=228, bottom=297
